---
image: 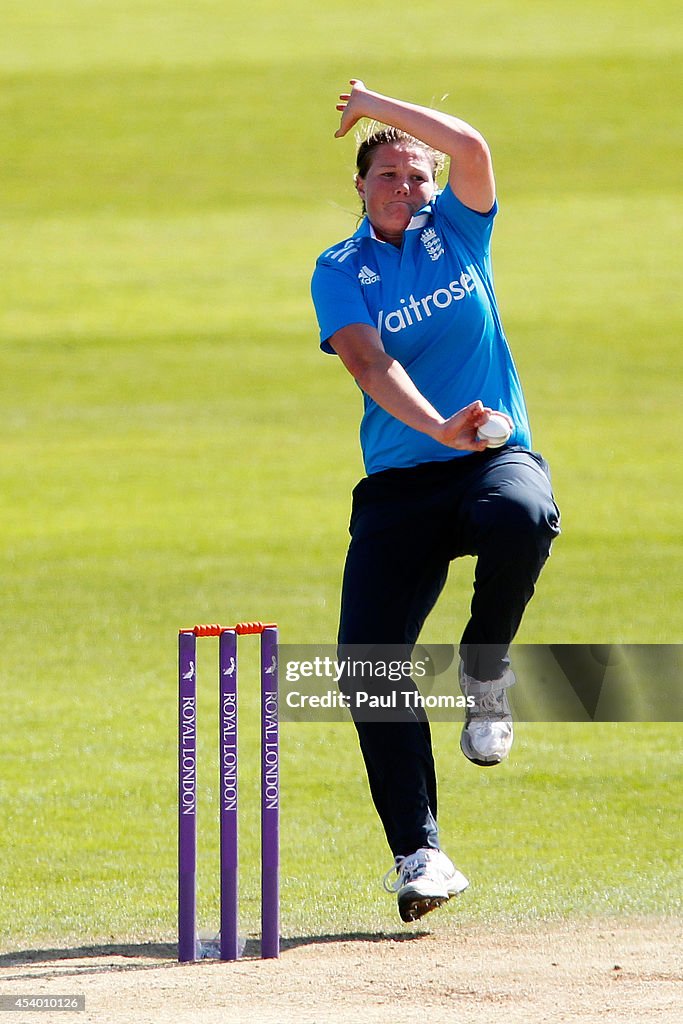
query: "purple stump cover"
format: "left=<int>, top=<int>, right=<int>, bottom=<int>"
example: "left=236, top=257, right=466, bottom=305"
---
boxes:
left=219, top=629, right=239, bottom=960
left=178, top=631, right=198, bottom=962
left=260, top=626, right=280, bottom=958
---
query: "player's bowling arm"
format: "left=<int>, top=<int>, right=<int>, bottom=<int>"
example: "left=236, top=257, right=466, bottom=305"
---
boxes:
left=328, top=322, right=490, bottom=452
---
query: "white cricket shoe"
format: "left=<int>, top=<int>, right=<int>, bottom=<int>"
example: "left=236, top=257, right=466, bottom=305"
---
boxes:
left=460, top=664, right=515, bottom=766
left=383, top=847, right=469, bottom=923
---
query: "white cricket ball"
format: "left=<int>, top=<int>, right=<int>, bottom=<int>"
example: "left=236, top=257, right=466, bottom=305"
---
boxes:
left=477, top=412, right=512, bottom=448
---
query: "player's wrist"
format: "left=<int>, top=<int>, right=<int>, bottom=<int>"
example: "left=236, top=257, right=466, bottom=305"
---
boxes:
left=356, top=89, right=385, bottom=122
left=427, top=417, right=448, bottom=442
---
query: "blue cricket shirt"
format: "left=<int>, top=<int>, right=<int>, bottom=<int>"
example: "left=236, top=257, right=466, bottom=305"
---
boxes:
left=311, top=184, right=531, bottom=475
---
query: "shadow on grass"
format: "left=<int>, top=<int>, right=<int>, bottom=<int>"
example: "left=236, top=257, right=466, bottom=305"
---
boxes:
left=0, top=931, right=430, bottom=977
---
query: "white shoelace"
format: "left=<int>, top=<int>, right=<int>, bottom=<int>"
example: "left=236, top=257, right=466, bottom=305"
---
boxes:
left=382, top=851, right=427, bottom=893
left=461, top=665, right=515, bottom=721
left=480, top=690, right=505, bottom=714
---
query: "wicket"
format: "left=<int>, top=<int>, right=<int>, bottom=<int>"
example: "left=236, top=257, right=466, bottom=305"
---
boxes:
left=178, top=622, right=280, bottom=962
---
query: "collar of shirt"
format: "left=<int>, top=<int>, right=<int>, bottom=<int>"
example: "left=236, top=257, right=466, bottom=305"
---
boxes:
left=354, top=196, right=436, bottom=241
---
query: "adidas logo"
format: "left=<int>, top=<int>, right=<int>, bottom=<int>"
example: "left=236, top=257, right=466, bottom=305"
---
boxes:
left=358, top=265, right=381, bottom=286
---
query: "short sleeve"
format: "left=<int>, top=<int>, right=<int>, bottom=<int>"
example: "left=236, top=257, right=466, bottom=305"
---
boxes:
left=434, top=184, right=498, bottom=259
left=311, top=259, right=376, bottom=354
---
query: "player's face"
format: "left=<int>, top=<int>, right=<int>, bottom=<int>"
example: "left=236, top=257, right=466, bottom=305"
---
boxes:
left=356, top=144, right=435, bottom=246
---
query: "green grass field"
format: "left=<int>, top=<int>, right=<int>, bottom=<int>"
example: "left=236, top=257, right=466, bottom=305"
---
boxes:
left=1, top=1, right=681, bottom=952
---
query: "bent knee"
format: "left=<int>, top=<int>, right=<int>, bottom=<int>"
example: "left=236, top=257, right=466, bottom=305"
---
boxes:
left=475, top=488, right=561, bottom=548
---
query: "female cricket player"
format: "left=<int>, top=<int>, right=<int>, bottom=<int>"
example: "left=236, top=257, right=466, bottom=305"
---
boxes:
left=311, top=80, right=560, bottom=922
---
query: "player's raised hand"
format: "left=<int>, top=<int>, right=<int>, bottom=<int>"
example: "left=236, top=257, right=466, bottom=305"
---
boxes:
left=335, top=79, right=371, bottom=138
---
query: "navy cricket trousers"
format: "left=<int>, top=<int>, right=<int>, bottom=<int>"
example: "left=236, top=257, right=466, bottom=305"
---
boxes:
left=337, top=445, right=561, bottom=857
